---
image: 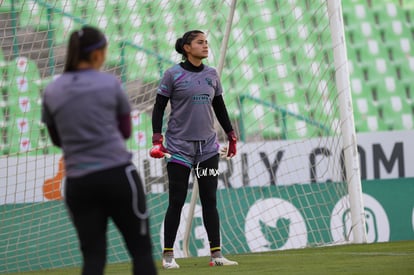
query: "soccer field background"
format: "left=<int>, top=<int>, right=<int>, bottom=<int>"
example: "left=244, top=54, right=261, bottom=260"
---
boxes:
left=5, top=240, right=414, bottom=274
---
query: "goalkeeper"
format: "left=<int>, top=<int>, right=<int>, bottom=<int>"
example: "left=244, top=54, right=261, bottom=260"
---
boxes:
left=150, top=30, right=238, bottom=269
left=41, top=26, right=157, bottom=275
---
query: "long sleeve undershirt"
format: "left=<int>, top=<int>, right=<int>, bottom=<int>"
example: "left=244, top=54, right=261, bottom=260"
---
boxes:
left=152, top=93, right=233, bottom=134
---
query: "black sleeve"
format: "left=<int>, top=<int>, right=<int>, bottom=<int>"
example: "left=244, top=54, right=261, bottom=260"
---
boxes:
left=152, top=94, right=169, bottom=133
left=46, top=124, right=62, bottom=147
left=212, top=95, right=233, bottom=134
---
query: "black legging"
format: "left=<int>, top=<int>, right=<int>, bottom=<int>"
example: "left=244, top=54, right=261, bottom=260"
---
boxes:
left=164, top=154, right=220, bottom=250
left=65, top=163, right=157, bottom=275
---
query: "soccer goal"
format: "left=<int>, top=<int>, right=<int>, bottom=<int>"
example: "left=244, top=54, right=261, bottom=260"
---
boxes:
left=0, top=0, right=365, bottom=273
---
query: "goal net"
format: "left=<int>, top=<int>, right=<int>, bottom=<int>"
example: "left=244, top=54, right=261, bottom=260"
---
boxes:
left=0, top=0, right=364, bottom=273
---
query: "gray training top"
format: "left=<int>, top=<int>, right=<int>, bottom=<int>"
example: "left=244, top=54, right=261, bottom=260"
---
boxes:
left=157, top=64, right=223, bottom=141
left=42, top=69, right=132, bottom=178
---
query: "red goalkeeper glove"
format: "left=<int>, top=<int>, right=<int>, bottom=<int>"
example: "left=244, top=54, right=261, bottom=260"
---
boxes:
left=219, top=131, right=237, bottom=159
left=149, top=133, right=170, bottom=158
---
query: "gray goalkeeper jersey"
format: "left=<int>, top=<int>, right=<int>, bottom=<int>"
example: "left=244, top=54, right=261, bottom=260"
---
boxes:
left=42, top=69, right=132, bottom=178
left=157, top=64, right=223, bottom=141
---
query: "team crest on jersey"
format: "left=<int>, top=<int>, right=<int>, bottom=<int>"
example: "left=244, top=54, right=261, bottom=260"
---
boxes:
left=205, top=77, right=213, bottom=87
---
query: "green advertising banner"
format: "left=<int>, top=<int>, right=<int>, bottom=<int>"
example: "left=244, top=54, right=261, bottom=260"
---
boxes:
left=1, top=178, right=413, bottom=273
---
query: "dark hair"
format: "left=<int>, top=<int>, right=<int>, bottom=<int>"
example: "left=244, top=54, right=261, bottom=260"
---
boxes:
left=175, top=30, right=204, bottom=60
left=64, top=26, right=107, bottom=72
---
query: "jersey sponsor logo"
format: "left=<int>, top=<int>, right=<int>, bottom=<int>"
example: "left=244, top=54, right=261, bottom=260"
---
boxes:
left=192, top=93, right=210, bottom=105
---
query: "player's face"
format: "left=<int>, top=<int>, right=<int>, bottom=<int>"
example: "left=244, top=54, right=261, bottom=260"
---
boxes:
left=187, top=33, right=209, bottom=60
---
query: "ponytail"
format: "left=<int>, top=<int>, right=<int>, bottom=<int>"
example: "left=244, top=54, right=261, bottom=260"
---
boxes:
left=63, top=26, right=107, bottom=72
left=175, top=37, right=185, bottom=56
left=175, top=30, right=204, bottom=60
left=63, top=31, right=81, bottom=72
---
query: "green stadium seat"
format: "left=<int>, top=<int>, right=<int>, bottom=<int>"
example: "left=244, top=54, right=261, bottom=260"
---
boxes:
left=118, top=1, right=143, bottom=36
left=346, top=44, right=360, bottom=66
left=0, top=91, right=6, bottom=127
left=117, top=0, right=176, bottom=75
left=84, top=1, right=123, bottom=66
left=396, top=55, right=414, bottom=75
left=402, top=2, right=414, bottom=28
left=5, top=57, right=41, bottom=102
left=386, top=38, right=411, bottom=64
left=350, top=39, right=389, bottom=65
left=380, top=76, right=409, bottom=97
left=199, top=0, right=226, bottom=26
left=380, top=18, right=411, bottom=40
left=5, top=118, right=46, bottom=155
left=351, top=77, right=388, bottom=132
left=279, top=98, right=313, bottom=139
left=127, top=110, right=152, bottom=150
left=284, top=116, right=313, bottom=140
left=398, top=114, right=414, bottom=130
left=396, top=57, right=414, bottom=103
left=363, top=58, right=395, bottom=81
left=53, top=1, right=85, bottom=45
left=223, top=90, right=241, bottom=121
left=3, top=57, right=48, bottom=155
left=343, top=1, right=381, bottom=44
left=350, top=77, right=369, bottom=99
left=240, top=99, right=281, bottom=140
left=18, top=0, right=50, bottom=31
left=373, top=2, right=406, bottom=22
left=242, top=2, right=277, bottom=37
left=228, top=62, right=258, bottom=95
left=261, top=110, right=281, bottom=139
left=4, top=89, right=46, bottom=155
left=122, top=45, right=161, bottom=83
left=0, top=48, right=6, bottom=70
left=378, top=94, right=413, bottom=130
left=354, top=115, right=388, bottom=132
left=291, top=42, right=318, bottom=72
left=273, top=77, right=303, bottom=106
left=241, top=88, right=279, bottom=139
left=85, top=0, right=118, bottom=30
left=354, top=97, right=377, bottom=117
left=0, top=0, right=12, bottom=13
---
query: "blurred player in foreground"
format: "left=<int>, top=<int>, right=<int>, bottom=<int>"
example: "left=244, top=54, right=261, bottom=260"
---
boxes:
left=150, top=30, right=238, bottom=269
left=41, top=26, right=157, bottom=275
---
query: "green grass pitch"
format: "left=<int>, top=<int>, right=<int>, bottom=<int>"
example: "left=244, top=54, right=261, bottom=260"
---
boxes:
left=7, top=240, right=414, bottom=274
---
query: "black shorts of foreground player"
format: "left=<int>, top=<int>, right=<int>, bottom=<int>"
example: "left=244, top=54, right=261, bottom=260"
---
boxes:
left=150, top=30, right=238, bottom=269
left=41, top=26, right=157, bottom=275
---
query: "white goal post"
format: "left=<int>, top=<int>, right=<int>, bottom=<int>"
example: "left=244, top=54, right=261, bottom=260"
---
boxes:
left=326, top=0, right=366, bottom=244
